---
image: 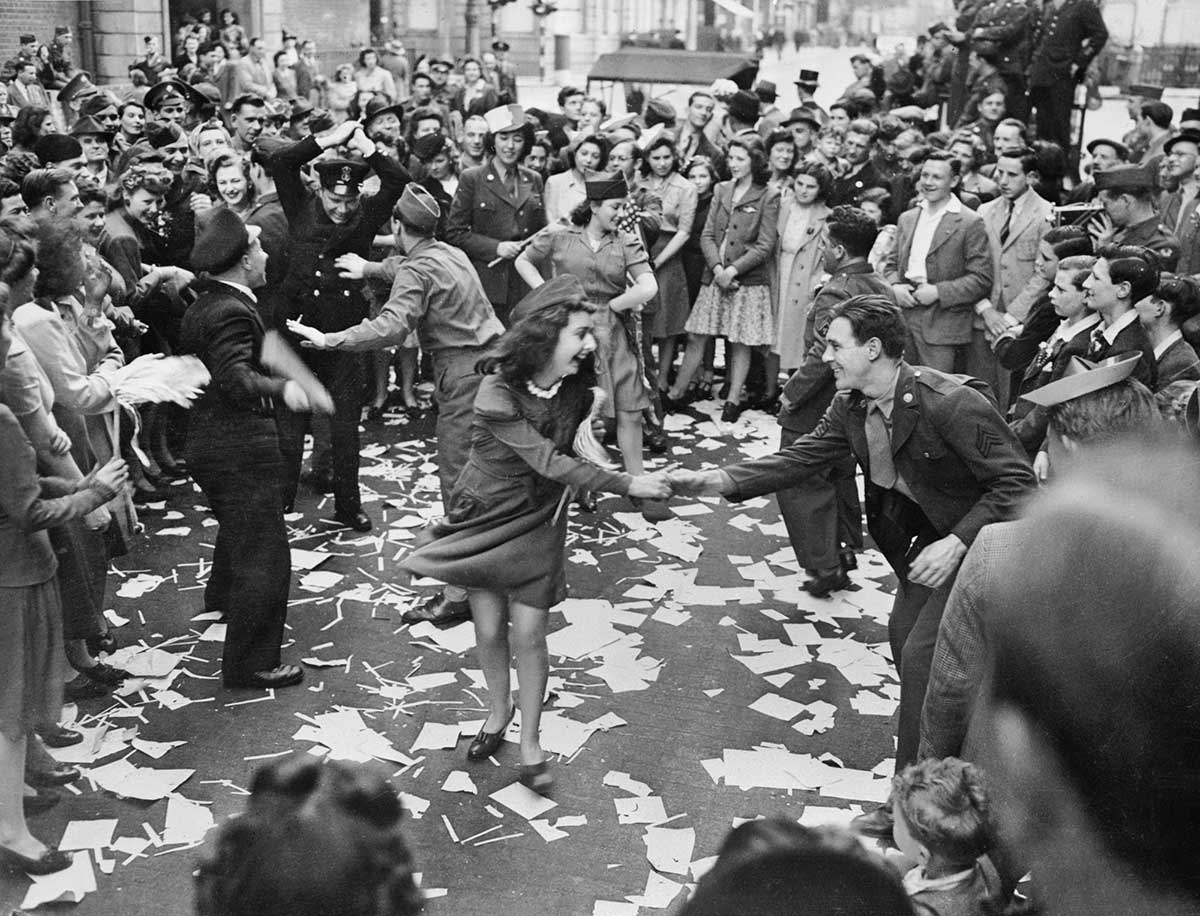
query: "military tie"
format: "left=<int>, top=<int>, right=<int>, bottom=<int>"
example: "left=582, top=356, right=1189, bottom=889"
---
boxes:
left=865, top=403, right=898, bottom=489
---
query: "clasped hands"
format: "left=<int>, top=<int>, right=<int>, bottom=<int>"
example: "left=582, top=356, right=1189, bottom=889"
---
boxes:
left=626, top=469, right=729, bottom=500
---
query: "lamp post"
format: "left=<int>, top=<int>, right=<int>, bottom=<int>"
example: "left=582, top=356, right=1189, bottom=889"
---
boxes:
left=531, top=2, right=557, bottom=82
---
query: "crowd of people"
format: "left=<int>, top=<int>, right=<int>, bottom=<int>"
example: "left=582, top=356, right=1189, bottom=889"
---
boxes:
left=2, top=10, right=1200, bottom=916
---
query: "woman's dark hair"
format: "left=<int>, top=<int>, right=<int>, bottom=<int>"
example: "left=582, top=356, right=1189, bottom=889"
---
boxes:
left=34, top=218, right=86, bottom=299
left=1097, top=243, right=1161, bottom=303
left=78, top=181, right=108, bottom=209
left=572, top=134, right=609, bottom=172
left=220, top=8, right=238, bottom=24
left=117, top=100, right=146, bottom=120
left=764, top=129, right=797, bottom=176
left=727, top=136, right=770, bottom=186
left=357, top=47, right=379, bottom=68
left=195, top=757, right=424, bottom=916
left=0, top=217, right=37, bottom=288
left=638, top=133, right=679, bottom=177
left=831, top=294, right=908, bottom=358
left=207, top=150, right=255, bottom=205
left=483, top=122, right=535, bottom=156
left=481, top=298, right=598, bottom=386
left=792, top=159, right=834, bottom=201
left=858, top=185, right=893, bottom=220
left=12, top=107, right=51, bottom=151
left=685, top=155, right=717, bottom=186
left=1154, top=274, right=1200, bottom=328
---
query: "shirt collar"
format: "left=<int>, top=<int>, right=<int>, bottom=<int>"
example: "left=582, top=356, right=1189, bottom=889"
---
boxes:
left=903, top=865, right=979, bottom=896
left=1155, top=328, right=1184, bottom=360
left=217, top=279, right=256, bottom=302
left=1052, top=311, right=1101, bottom=343
left=918, top=193, right=963, bottom=216
left=1101, top=307, right=1138, bottom=343
left=868, top=365, right=903, bottom=420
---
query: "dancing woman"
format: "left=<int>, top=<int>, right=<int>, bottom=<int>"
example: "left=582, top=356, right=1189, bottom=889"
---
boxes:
left=401, top=276, right=669, bottom=793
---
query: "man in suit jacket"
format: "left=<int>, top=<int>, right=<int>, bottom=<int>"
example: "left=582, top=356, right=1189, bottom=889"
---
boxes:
left=1080, top=244, right=1158, bottom=390
left=829, top=119, right=888, bottom=206
left=975, top=147, right=1054, bottom=403
left=671, top=296, right=1034, bottom=782
left=8, top=60, right=51, bottom=110
left=1161, top=131, right=1200, bottom=276
left=446, top=104, right=547, bottom=326
left=180, top=210, right=316, bottom=690
left=886, top=151, right=994, bottom=373
left=1134, top=273, right=1200, bottom=390
left=233, top=37, right=277, bottom=101
left=777, top=206, right=892, bottom=597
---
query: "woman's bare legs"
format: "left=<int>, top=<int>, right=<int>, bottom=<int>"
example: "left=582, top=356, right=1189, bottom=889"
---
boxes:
left=667, top=333, right=711, bottom=401
left=725, top=342, right=754, bottom=406
left=616, top=409, right=644, bottom=476
left=468, top=589, right=512, bottom=732
left=0, top=733, right=42, bottom=857
left=509, top=600, right=549, bottom=767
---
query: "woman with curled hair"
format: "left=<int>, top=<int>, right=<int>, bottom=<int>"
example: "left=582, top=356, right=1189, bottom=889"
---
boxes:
left=642, top=134, right=698, bottom=396
left=189, top=120, right=233, bottom=166
left=401, top=277, right=668, bottom=793
left=355, top=48, right=397, bottom=103
left=0, top=273, right=128, bottom=876
left=196, top=757, right=424, bottom=916
left=326, top=65, right=358, bottom=123
left=9, top=107, right=54, bottom=157
left=665, top=136, right=781, bottom=422
left=769, top=159, right=833, bottom=404
left=764, top=128, right=798, bottom=193
left=545, top=133, right=608, bottom=225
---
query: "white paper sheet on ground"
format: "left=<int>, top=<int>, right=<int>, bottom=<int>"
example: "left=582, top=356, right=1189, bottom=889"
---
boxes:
left=162, top=796, right=215, bottom=845
left=189, top=610, right=224, bottom=622
left=699, top=758, right=726, bottom=784
left=299, top=570, right=344, bottom=591
left=670, top=502, right=711, bottom=517
left=106, top=646, right=182, bottom=678
left=20, top=850, right=96, bottom=909
left=490, top=782, right=557, bottom=820
left=59, top=819, right=119, bottom=851
left=748, top=693, right=808, bottom=721
left=290, top=548, right=331, bottom=570
left=614, top=795, right=667, bottom=825
left=409, top=722, right=461, bottom=752
left=198, top=623, right=227, bottom=642
left=798, top=804, right=864, bottom=829
left=111, top=836, right=151, bottom=858
left=850, top=691, right=900, bottom=716
left=408, top=620, right=476, bottom=653
left=87, top=758, right=195, bottom=801
left=643, top=826, right=695, bottom=875
left=132, top=738, right=186, bottom=760
left=546, top=620, right=624, bottom=660
left=793, top=699, right=838, bottom=735
left=48, top=725, right=132, bottom=765
left=399, top=792, right=430, bottom=819
left=441, top=771, right=478, bottom=795
left=529, top=818, right=569, bottom=842
left=819, top=768, right=892, bottom=804
left=626, top=870, right=684, bottom=909
left=594, top=902, right=639, bottom=916
left=555, top=815, right=588, bottom=828
left=732, top=645, right=811, bottom=675
left=115, top=573, right=166, bottom=598
left=763, top=672, right=794, bottom=688
left=651, top=607, right=691, bottom=626
left=406, top=672, right=458, bottom=691
left=783, top=622, right=823, bottom=645
left=603, top=771, right=652, bottom=797
left=102, top=609, right=130, bottom=628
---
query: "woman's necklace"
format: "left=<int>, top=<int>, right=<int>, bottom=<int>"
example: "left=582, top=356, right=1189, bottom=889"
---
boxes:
left=526, top=377, right=563, bottom=399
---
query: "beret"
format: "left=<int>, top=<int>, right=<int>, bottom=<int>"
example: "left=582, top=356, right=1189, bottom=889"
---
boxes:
left=1094, top=164, right=1156, bottom=193
left=412, top=132, right=450, bottom=161
left=33, top=133, right=83, bottom=166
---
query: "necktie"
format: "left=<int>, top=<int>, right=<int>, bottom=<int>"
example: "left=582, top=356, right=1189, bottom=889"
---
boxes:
left=999, top=201, right=1013, bottom=245
left=865, top=403, right=898, bottom=489
left=1088, top=325, right=1106, bottom=358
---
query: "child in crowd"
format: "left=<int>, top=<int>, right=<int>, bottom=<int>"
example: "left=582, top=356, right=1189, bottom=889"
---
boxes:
left=891, top=756, right=1002, bottom=916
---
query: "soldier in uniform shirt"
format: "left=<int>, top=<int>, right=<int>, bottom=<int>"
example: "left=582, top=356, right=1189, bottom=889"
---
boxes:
left=1091, top=164, right=1182, bottom=272
left=491, top=41, right=519, bottom=102
left=267, top=118, right=411, bottom=532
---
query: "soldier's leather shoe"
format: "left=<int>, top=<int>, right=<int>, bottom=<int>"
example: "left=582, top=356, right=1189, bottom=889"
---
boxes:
left=800, top=569, right=851, bottom=599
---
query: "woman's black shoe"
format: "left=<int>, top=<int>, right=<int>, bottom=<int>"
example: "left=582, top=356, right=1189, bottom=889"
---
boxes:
left=467, top=705, right=515, bottom=761
left=84, top=662, right=130, bottom=686
left=21, top=789, right=61, bottom=817
left=86, top=632, right=118, bottom=656
left=644, top=424, right=669, bottom=454
left=0, top=843, right=73, bottom=874
left=25, top=763, right=82, bottom=788
left=36, top=724, right=82, bottom=748
left=518, top=760, right=554, bottom=795
left=720, top=401, right=745, bottom=423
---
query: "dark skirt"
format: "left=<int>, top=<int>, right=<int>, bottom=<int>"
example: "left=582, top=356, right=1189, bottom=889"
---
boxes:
left=0, top=578, right=66, bottom=740
left=650, top=238, right=692, bottom=340
left=400, top=492, right=569, bottom=609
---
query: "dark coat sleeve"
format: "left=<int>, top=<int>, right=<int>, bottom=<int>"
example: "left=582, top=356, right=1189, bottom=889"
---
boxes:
left=445, top=168, right=499, bottom=262
left=202, top=303, right=288, bottom=410
left=267, top=135, right=322, bottom=225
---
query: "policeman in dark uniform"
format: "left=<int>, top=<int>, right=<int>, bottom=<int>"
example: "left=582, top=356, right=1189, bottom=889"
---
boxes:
left=1095, top=164, right=1182, bottom=271
left=446, top=104, right=547, bottom=326
left=268, top=118, right=411, bottom=531
left=777, top=207, right=894, bottom=599
left=1027, top=0, right=1108, bottom=152
left=492, top=41, right=519, bottom=102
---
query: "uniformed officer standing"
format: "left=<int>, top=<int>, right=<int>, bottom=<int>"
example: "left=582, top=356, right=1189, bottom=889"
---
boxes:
left=670, top=297, right=1035, bottom=792
left=287, top=184, right=505, bottom=625
left=776, top=207, right=894, bottom=599
left=491, top=41, right=519, bottom=102
left=1027, top=0, right=1108, bottom=153
left=446, top=104, right=547, bottom=326
left=268, top=118, right=411, bottom=532
left=1093, top=164, right=1182, bottom=271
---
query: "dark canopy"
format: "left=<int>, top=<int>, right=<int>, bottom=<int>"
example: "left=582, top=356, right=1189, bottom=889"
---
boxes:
left=586, top=50, right=759, bottom=90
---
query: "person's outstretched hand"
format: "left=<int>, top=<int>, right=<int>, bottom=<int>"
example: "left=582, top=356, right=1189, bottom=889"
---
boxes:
left=668, top=469, right=724, bottom=497
left=286, top=318, right=328, bottom=348
left=628, top=471, right=671, bottom=499
left=335, top=253, right=368, bottom=279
